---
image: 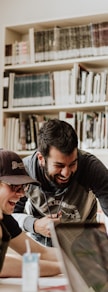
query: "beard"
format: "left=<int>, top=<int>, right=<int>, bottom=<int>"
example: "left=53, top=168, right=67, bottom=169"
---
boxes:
left=43, top=161, right=74, bottom=189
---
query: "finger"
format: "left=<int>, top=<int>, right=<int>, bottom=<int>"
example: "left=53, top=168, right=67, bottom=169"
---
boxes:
left=46, top=228, right=51, bottom=237
left=52, top=217, right=61, bottom=223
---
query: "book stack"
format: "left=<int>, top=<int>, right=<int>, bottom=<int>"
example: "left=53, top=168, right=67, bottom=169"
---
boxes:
left=4, top=21, right=108, bottom=66
left=5, top=41, right=29, bottom=66
left=3, top=114, right=54, bottom=152
left=82, top=111, right=107, bottom=149
left=34, top=27, right=59, bottom=62
left=3, top=110, right=108, bottom=152
left=3, top=65, right=108, bottom=108
left=7, top=72, right=54, bottom=107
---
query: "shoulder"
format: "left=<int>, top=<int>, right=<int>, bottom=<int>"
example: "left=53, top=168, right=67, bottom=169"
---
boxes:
left=78, top=149, right=107, bottom=170
left=23, top=150, right=38, bottom=176
left=77, top=149, right=108, bottom=185
left=2, top=214, right=22, bottom=239
left=23, top=150, right=38, bottom=166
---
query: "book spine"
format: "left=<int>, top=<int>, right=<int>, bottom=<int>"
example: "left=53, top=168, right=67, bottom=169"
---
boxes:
left=29, top=27, right=35, bottom=63
left=2, top=72, right=9, bottom=108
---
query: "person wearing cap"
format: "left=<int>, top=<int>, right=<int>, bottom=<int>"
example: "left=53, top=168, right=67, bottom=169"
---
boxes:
left=0, top=208, right=10, bottom=273
left=13, top=119, right=108, bottom=247
left=0, top=149, right=61, bottom=277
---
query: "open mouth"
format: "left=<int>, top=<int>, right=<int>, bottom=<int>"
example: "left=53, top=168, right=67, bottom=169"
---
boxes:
left=8, top=200, right=17, bottom=207
left=56, top=176, right=70, bottom=183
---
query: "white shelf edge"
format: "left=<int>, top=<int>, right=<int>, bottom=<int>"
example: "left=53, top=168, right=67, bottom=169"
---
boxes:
left=4, top=55, right=108, bottom=72
left=2, top=102, right=108, bottom=114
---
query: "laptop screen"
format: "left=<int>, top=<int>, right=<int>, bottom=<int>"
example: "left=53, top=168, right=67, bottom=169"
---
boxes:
left=51, top=222, right=108, bottom=292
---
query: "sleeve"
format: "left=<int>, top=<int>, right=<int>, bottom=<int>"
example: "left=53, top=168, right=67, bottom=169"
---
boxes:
left=14, top=196, right=28, bottom=213
left=2, top=215, right=22, bottom=239
left=12, top=213, right=36, bottom=233
left=79, top=152, right=108, bottom=216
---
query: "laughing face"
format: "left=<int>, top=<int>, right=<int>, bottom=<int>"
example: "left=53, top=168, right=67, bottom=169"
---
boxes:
left=0, top=182, right=24, bottom=215
left=38, top=146, right=78, bottom=188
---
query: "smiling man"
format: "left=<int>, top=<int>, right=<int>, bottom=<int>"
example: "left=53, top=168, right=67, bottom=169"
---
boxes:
left=13, top=119, right=108, bottom=247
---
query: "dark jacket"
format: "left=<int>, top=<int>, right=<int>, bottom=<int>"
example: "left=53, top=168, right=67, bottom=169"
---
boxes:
left=13, top=149, right=108, bottom=246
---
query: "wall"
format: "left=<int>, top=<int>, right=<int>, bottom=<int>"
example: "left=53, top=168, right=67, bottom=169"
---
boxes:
left=0, top=0, right=108, bottom=25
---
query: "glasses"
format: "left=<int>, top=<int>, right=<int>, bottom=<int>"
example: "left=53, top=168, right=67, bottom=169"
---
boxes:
left=1, top=181, right=30, bottom=193
left=10, top=184, right=30, bottom=193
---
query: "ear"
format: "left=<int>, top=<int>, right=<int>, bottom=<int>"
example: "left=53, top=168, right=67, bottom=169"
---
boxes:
left=36, top=151, right=45, bottom=166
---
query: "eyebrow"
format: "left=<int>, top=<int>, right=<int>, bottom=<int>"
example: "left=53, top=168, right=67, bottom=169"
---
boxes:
left=54, top=158, right=78, bottom=167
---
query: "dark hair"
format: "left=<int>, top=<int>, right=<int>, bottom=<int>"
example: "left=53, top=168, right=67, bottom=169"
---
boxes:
left=38, top=119, right=78, bottom=158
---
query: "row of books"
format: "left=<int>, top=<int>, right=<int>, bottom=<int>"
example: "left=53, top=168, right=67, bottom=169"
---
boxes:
left=3, top=64, right=108, bottom=108
left=59, top=110, right=108, bottom=149
left=4, top=21, right=108, bottom=65
left=3, top=110, right=108, bottom=152
left=3, top=72, right=54, bottom=108
left=5, top=41, right=30, bottom=66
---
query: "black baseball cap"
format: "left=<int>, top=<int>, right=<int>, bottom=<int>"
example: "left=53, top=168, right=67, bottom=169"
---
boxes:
left=0, top=149, right=39, bottom=185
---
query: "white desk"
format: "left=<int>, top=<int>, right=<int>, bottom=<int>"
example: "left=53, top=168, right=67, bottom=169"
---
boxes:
left=0, top=275, right=68, bottom=291
left=0, top=283, right=20, bottom=292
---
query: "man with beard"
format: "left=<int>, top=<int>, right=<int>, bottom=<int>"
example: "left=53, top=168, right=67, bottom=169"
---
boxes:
left=13, top=119, right=108, bottom=247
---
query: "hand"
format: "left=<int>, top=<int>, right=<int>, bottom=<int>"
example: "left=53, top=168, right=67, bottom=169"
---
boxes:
left=34, top=213, right=62, bottom=237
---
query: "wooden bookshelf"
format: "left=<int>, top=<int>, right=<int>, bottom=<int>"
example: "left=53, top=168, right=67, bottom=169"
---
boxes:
left=1, top=13, right=108, bottom=166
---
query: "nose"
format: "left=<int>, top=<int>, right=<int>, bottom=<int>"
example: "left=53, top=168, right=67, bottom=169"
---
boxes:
left=15, top=192, right=24, bottom=199
left=61, top=166, right=71, bottom=178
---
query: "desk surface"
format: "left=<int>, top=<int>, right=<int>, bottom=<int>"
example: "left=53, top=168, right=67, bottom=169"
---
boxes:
left=0, top=275, right=68, bottom=292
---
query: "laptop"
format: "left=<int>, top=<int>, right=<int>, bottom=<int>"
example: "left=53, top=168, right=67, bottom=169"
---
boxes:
left=50, top=222, right=108, bottom=292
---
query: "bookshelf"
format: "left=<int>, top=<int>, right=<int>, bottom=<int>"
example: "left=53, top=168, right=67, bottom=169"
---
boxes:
left=1, top=13, right=108, bottom=166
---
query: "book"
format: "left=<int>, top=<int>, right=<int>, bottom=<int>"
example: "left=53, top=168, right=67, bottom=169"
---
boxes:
left=99, top=71, right=107, bottom=102
left=100, top=112, right=106, bottom=148
left=53, top=70, right=70, bottom=105
left=69, top=26, right=79, bottom=58
left=5, top=44, right=12, bottom=65
left=10, top=117, right=16, bottom=150
left=76, top=112, right=83, bottom=148
left=105, top=107, right=108, bottom=148
left=34, top=30, right=44, bottom=62
left=11, top=72, right=53, bottom=107
left=8, top=72, right=15, bottom=108
left=78, top=24, right=93, bottom=57
left=44, top=27, right=59, bottom=61
left=14, top=118, right=20, bottom=151
left=80, top=70, right=87, bottom=103
left=48, top=27, right=59, bottom=60
left=59, top=111, right=76, bottom=129
left=70, top=63, right=79, bottom=104
left=12, top=41, right=19, bottom=65
left=91, top=23, right=100, bottom=56
left=105, top=73, right=108, bottom=101
left=2, top=71, right=9, bottom=108
left=25, top=116, right=32, bottom=150
left=86, top=71, right=94, bottom=103
left=18, top=41, right=30, bottom=64
left=58, top=27, right=70, bottom=60
left=29, top=27, right=35, bottom=63
left=29, top=115, right=37, bottom=150
left=76, top=65, right=88, bottom=103
left=99, top=22, right=108, bottom=55
left=19, top=119, right=26, bottom=151
left=92, top=73, right=101, bottom=102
